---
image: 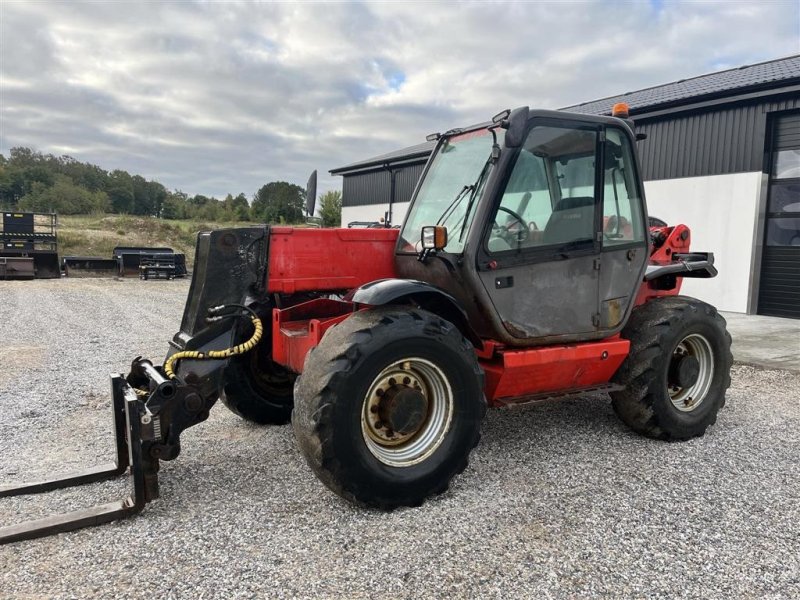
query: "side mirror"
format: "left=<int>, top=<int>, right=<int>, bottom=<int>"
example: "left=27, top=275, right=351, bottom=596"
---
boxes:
left=421, top=225, right=448, bottom=251
left=504, top=106, right=530, bottom=148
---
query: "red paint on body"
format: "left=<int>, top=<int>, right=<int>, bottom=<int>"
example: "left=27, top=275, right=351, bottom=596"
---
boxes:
left=272, top=298, right=356, bottom=373
left=634, top=224, right=692, bottom=306
left=480, top=338, right=630, bottom=404
left=267, top=227, right=398, bottom=293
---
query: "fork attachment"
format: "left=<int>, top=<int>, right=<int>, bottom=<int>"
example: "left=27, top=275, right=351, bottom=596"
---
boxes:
left=1, top=228, right=269, bottom=544
left=0, top=375, right=161, bottom=544
left=0, top=349, right=220, bottom=545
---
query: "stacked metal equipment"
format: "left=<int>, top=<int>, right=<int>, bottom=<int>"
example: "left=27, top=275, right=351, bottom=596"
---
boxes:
left=113, top=247, right=187, bottom=280
left=0, top=212, right=60, bottom=279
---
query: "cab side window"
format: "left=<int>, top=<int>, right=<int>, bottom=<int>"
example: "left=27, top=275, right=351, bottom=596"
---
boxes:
left=602, top=128, right=645, bottom=246
left=488, top=125, right=598, bottom=253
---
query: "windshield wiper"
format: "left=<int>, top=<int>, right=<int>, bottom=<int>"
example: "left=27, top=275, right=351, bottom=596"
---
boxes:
left=457, top=156, right=492, bottom=243
left=456, top=129, right=502, bottom=243
left=436, top=184, right=473, bottom=227
left=418, top=129, right=502, bottom=262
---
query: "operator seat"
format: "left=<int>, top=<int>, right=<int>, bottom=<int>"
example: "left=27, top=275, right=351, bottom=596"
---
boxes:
left=542, top=196, right=595, bottom=245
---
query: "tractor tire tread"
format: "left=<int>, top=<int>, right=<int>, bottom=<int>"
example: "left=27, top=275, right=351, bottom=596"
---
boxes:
left=611, top=296, right=732, bottom=441
left=292, top=307, right=485, bottom=509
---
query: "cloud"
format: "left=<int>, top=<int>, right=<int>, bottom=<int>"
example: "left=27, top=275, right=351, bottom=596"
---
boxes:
left=1, top=0, right=798, bottom=198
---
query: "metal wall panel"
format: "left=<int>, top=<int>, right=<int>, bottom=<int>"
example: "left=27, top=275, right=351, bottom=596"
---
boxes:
left=342, top=162, right=426, bottom=207
left=757, top=111, right=800, bottom=318
left=773, top=112, right=800, bottom=150
left=636, top=96, right=800, bottom=180
left=758, top=247, right=800, bottom=318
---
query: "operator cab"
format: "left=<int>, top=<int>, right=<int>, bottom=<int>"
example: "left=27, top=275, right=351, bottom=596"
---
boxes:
left=396, top=106, right=650, bottom=345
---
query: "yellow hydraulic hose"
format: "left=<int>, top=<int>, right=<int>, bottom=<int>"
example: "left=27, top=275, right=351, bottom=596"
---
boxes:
left=163, top=314, right=263, bottom=380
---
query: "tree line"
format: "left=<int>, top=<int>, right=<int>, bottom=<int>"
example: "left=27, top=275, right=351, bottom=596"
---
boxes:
left=0, top=147, right=341, bottom=226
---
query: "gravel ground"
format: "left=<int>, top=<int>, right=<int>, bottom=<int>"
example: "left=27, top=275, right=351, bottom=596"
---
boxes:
left=1, top=278, right=798, bottom=599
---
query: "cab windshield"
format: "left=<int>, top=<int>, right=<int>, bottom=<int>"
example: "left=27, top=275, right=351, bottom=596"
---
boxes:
left=400, top=128, right=502, bottom=253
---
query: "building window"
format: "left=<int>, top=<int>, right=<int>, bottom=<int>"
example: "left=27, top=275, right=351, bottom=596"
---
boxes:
left=772, top=149, right=800, bottom=180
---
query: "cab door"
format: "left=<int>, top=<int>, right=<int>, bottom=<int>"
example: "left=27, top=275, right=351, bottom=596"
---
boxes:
left=597, top=126, right=649, bottom=330
left=476, top=120, right=602, bottom=339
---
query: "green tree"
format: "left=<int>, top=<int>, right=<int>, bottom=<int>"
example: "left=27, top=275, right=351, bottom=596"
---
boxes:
left=221, top=192, right=250, bottom=221
left=131, top=175, right=152, bottom=215
left=318, top=190, right=342, bottom=227
left=18, top=174, right=110, bottom=214
left=106, top=170, right=135, bottom=213
left=251, top=181, right=305, bottom=224
left=161, top=190, right=188, bottom=219
left=148, top=181, right=168, bottom=217
left=0, top=164, right=26, bottom=207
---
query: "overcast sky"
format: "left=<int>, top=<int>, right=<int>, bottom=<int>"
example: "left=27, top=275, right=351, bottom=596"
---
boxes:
left=1, top=1, right=798, bottom=199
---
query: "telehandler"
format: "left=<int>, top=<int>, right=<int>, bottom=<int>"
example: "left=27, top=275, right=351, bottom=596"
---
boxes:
left=0, top=104, right=732, bottom=543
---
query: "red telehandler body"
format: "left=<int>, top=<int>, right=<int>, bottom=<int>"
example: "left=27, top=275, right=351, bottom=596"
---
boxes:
left=1, top=105, right=731, bottom=543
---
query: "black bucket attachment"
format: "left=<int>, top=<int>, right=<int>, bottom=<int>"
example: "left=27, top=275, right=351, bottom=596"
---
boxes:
left=62, top=256, right=121, bottom=277
left=114, top=246, right=173, bottom=277
left=0, top=256, right=35, bottom=280
left=0, top=250, right=60, bottom=279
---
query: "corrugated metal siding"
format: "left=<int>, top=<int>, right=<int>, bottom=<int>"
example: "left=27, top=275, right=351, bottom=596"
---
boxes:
left=635, top=95, right=800, bottom=180
left=342, top=162, right=426, bottom=207
left=758, top=247, right=800, bottom=318
left=773, top=111, right=800, bottom=150
left=758, top=111, right=800, bottom=319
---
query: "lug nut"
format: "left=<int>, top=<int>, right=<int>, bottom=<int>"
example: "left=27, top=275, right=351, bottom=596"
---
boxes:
left=389, top=378, right=396, bottom=386
left=375, top=421, right=384, bottom=429
left=376, top=389, right=384, bottom=397
left=403, top=376, right=410, bottom=385
left=370, top=405, right=379, bottom=413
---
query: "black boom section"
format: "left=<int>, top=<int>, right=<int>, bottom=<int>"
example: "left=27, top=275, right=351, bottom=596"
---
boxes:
left=645, top=252, right=718, bottom=281
left=178, top=227, right=269, bottom=340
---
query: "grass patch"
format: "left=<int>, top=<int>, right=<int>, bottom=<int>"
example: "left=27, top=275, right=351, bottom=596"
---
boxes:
left=58, top=215, right=244, bottom=267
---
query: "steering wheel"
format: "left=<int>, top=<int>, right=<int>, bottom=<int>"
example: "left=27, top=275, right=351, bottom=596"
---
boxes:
left=494, top=206, right=530, bottom=245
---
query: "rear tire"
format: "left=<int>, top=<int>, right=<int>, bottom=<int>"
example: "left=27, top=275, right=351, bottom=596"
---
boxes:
left=611, top=296, right=733, bottom=440
left=292, top=307, right=485, bottom=509
left=221, top=313, right=295, bottom=425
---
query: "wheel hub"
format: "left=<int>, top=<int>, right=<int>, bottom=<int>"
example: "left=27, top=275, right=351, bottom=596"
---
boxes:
left=379, top=387, right=429, bottom=435
left=361, top=358, right=455, bottom=466
left=669, top=354, right=700, bottom=388
left=364, top=367, right=428, bottom=446
left=667, top=334, right=715, bottom=412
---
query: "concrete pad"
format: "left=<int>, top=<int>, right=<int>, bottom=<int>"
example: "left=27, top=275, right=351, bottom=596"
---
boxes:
left=721, top=312, right=800, bottom=372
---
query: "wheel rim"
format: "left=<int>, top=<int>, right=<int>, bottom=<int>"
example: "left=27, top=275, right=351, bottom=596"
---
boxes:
left=361, top=358, right=454, bottom=467
left=667, top=333, right=714, bottom=412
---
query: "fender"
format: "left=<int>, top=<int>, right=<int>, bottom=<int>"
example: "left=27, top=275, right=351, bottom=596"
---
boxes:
left=345, top=278, right=482, bottom=347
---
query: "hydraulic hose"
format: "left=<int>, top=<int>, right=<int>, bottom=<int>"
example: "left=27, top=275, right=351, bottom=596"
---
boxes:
left=163, top=305, right=264, bottom=380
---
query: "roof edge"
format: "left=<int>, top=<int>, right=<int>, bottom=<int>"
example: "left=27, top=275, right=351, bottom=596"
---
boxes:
left=562, top=53, right=800, bottom=112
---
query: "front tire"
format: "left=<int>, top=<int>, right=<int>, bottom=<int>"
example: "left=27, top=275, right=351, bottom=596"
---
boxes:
left=221, top=312, right=295, bottom=425
left=292, top=308, right=485, bottom=509
left=611, top=296, right=733, bottom=440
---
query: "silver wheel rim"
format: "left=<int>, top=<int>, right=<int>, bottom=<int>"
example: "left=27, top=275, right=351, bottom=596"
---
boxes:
left=668, top=333, right=715, bottom=412
left=361, top=357, right=454, bottom=467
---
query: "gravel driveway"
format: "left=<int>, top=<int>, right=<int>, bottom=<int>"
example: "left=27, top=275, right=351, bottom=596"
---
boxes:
left=1, top=279, right=798, bottom=599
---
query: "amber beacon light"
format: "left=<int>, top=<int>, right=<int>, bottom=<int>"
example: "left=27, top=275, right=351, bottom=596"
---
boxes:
left=612, top=102, right=630, bottom=118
